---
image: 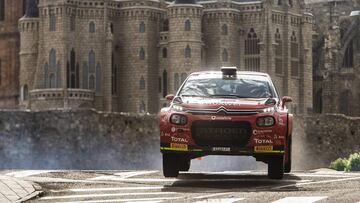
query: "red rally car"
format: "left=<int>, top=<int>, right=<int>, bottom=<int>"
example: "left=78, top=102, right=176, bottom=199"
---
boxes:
left=160, top=67, right=293, bottom=179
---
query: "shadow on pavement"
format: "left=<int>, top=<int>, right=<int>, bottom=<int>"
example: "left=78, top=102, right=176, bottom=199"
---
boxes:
left=162, top=173, right=302, bottom=193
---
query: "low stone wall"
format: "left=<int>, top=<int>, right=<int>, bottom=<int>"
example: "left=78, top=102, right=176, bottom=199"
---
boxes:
left=0, top=109, right=160, bottom=169
left=0, top=110, right=359, bottom=170
left=293, top=114, right=360, bottom=169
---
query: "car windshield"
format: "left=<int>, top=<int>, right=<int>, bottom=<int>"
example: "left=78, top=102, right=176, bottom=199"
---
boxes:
left=178, top=73, right=277, bottom=99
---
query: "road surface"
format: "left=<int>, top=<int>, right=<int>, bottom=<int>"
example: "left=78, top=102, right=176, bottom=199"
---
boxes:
left=2, top=169, right=360, bottom=203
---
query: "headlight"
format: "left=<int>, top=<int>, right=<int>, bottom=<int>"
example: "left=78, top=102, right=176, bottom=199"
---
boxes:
left=259, top=107, right=275, bottom=113
left=172, top=104, right=184, bottom=112
left=170, top=114, right=188, bottom=125
left=257, top=116, right=275, bottom=127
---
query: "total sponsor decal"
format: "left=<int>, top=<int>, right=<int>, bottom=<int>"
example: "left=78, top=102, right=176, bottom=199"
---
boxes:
left=253, top=129, right=273, bottom=136
left=254, top=138, right=273, bottom=144
left=171, top=137, right=188, bottom=143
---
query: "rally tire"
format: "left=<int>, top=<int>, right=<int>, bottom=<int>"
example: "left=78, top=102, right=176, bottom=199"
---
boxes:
left=268, top=156, right=284, bottom=179
left=163, top=154, right=180, bottom=178
left=284, top=138, right=292, bottom=173
left=179, top=157, right=191, bottom=172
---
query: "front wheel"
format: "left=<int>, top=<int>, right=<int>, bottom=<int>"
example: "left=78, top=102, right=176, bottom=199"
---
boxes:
left=179, top=157, right=191, bottom=171
left=163, top=154, right=180, bottom=178
left=268, top=156, right=284, bottom=179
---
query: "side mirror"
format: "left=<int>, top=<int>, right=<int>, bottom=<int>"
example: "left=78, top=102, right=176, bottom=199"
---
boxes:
left=165, top=94, right=175, bottom=101
left=281, top=96, right=293, bottom=108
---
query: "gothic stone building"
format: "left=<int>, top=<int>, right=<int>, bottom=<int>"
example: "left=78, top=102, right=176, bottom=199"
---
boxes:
left=310, top=0, right=360, bottom=116
left=18, top=0, right=314, bottom=114
left=0, top=0, right=25, bottom=108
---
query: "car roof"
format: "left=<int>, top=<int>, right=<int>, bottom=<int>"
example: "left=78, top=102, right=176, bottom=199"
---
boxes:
left=189, top=71, right=270, bottom=77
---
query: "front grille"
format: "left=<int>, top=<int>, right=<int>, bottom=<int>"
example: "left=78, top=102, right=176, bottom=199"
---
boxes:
left=191, top=121, right=252, bottom=147
left=186, top=108, right=258, bottom=116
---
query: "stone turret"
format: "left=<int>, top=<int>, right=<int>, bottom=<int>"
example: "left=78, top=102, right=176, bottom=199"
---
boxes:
left=167, top=1, right=203, bottom=94
left=19, top=0, right=40, bottom=109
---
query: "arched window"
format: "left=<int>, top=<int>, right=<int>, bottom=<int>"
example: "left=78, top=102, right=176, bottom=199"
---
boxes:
left=49, top=13, right=56, bottom=31
left=222, top=49, right=228, bottom=62
left=89, top=50, right=95, bottom=73
left=275, top=29, right=283, bottom=74
left=181, top=73, right=187, bottom=83
left=290, top=31, right=299, bottom=77
left=185, top=45, right=191, bottom=58
left=174, top=73, right=179, bottom=91
left=162, top=19, right=169, bottom=31
left=162, top=70, right=168, bottom=97
left=44, top=63, right=48, bottom=88
left=89, top=21, right=95, bottom=33
left=23, top=85, right=29, bottom=101
left=95, top=63, right=101, bottom=95
left=244, top=28, right=260, bottom=71
left=139, top=21, right=145, bottom=33
left=222, top=24, right=228, bottom=35
left=162, top=47, right=167, bottom=58
left=89, top=75, right=95, bottom=90
left=87, top=50, right=96, bottom=90
left=139, top=100, right=146, bottom=113
left=49, top=49, right=56, bottom=69
left=83, top=63, right=89, bottom=89
left=44, top=49, right=58, bottom=88
left=140, top=76, right=145, bottom=90
left=68, top=49, right=79, bottom=88
left=49, top=73, right=55, bottom=88
left=112, top=53, right=117, bottom=95
left=139, top=47, right=145, bottom=60
left=343, top=40, right=353, bottom=68
left=185, top=19, right=191, bottom=31
left=0, top=0, right=5, bottom=21
left=278, top=0, right=282, bottom=5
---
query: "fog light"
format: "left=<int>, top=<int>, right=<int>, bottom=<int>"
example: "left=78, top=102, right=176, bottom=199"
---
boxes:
left=257, top=116, right=275, bottom=127
left=170, top=114, right=187, bottom=125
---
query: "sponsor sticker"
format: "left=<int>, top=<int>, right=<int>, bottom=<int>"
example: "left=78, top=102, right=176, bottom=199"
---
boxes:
left=170, top=143, right=188, bottom=151
left=171, top=137, right=188, bottom=143
left=212, top=147, right=231, bottom=152
left=254, top=146, right=273, bottom=152
left=211, top=116, right=232, bottom=121
left=254, top=138, right=273, bottom=144
left=253, top=129, right=273, bottom=135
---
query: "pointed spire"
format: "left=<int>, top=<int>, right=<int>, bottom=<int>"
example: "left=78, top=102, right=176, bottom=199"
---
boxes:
left=25, top=0, right=39, bottom=18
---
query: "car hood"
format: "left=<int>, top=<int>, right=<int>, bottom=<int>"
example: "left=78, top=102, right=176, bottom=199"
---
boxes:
left=176, top=97, right=273, bottom=110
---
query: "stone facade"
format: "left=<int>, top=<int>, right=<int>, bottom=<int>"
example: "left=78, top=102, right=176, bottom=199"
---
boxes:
left=0, top=0, right=25, bottom=109
left=17, top=0, right=314, bottom=114
left=309, top=0, right=360, bottom=116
